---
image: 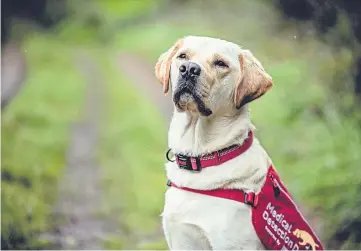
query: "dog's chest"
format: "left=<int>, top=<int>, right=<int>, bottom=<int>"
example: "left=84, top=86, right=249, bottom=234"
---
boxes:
left=162, top=187, right=262, bottom=249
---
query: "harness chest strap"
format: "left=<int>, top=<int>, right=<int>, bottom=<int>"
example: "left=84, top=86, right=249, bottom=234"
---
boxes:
left=167, top=180, right=259, bottom=207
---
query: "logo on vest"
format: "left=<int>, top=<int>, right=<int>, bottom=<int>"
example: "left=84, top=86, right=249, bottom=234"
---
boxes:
left=262, top=202, right=319, bottom=250
left=262, top=202, right=299, bottom=250
left=293, top=228, right=319, bottom=251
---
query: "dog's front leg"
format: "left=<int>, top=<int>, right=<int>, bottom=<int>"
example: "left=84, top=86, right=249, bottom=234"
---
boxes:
left=162, top=218, right=212, bottom=250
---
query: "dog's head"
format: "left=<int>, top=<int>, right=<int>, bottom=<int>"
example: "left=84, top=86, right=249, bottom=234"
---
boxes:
left=155, top=36, right=273, bottom=116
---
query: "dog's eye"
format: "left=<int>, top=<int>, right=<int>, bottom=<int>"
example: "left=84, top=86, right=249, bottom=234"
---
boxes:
left=177, top=53, right=187, bottom=59
left=214, top=60, right=228, bottom=68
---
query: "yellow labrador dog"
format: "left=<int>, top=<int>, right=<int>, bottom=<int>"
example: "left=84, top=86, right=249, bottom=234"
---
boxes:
left=154, top=36, right=321, bottom=250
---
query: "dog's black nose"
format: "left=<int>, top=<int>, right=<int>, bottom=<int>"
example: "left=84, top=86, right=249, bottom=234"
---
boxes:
left=190, top=63, right=201, bottom=76
left=179, top=62, right=201, bottom=78
left=179, top=64, right=187, bottom=74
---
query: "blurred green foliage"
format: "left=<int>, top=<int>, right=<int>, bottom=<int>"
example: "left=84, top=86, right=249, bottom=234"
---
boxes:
left=57, top=0, right=163, bottom=44
left=2, top=0, right=360, bottom=249
left=96, top=0, right=159, bottom=20
left=1, top=35, right=85, bottom=249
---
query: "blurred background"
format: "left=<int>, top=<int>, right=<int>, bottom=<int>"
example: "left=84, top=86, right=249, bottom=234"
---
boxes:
left=1, top=0, right=361, bottom=249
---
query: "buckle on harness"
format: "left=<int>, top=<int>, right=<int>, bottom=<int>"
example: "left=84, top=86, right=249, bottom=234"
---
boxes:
left=244, top=191, right=258, bottom=207
left=176, top=154, right=202, bottom=172
left=214, top=151, right=221, bottom=165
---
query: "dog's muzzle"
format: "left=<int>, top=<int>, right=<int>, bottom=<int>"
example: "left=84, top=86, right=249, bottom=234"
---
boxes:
left=173, top=62, right=212, bottom=116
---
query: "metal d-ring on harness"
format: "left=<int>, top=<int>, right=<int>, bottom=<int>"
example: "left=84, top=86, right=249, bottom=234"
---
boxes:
left=166, top=148, right=203, bottom=172
left=166, top=149, right=175, bottom=162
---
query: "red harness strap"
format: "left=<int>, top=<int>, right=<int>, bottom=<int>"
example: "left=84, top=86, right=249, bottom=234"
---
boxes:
left=168, top=181, right=258, bottom=206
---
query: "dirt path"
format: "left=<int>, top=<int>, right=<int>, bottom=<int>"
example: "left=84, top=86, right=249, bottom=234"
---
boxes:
left=1, top=42, right=27, bottom=110
left=42, top=53, right=116, bottom=249
left=118, top=52, right=173, bottom=120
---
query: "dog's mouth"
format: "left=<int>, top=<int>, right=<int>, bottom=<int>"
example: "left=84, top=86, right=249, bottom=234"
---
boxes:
left=173, top=85, right=212, bottom=116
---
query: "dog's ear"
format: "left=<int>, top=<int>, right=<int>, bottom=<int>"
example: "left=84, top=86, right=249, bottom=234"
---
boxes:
left=155, top=39, right=184, bottom=95
left=234, top=50, right=273, bottom=109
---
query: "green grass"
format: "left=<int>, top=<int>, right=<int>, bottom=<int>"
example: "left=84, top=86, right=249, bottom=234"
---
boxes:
left=1, top=34, right=85, bottom=249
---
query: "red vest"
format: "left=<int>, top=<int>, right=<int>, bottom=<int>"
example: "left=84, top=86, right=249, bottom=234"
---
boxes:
left=252, top=165, right=323, bottom=250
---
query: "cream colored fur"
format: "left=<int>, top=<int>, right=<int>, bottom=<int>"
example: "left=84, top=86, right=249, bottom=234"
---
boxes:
left=156, top=36, right=274, bottom=250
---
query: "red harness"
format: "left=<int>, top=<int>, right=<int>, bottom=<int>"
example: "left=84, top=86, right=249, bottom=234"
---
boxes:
left=167, top=131, right=324, bottom=250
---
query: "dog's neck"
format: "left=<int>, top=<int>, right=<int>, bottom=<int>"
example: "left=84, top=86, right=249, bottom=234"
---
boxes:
left=168, top=105, right=254, bottom=155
